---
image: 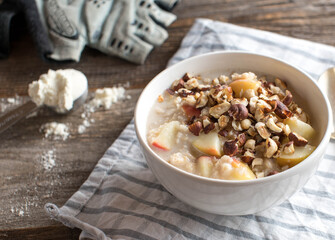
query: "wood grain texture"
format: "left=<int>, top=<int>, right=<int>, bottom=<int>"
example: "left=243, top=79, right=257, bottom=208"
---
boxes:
left=1, top=0, right=335, bottom=239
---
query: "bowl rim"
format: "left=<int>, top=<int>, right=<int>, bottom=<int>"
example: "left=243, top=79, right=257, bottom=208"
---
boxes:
left=134, top=50, right=333, bottom=186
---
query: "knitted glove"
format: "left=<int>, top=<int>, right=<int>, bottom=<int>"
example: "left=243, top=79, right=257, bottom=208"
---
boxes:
left=0, top=0, right=52, bottom=59
left=40, top=0, right=178, bottom=64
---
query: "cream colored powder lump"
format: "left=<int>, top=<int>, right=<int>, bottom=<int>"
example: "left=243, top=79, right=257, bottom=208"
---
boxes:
left=28, top=69, right=87, bottom=113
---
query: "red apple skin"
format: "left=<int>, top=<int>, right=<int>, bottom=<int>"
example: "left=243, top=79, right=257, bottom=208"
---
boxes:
left=152, top=141, right=169, bottom=151
left=182, top=104, right=201, bottom=118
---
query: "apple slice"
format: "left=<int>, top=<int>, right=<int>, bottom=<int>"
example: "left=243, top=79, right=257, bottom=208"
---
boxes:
left=192, top=132, right=222, bottom=157
left=284, top=117, right=315, bottom=140
left=196, top=156, right=214, bottom=177
left=213, top=156, right=256, bottom=180
left=229, top=79, right=261, bottom=98
left=152, top=121, right=180, bottom=151
left=277, top=144, right=316, bottom=167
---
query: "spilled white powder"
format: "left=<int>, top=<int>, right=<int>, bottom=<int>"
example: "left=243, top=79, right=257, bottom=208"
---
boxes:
left=18, top=210, right=24, bottom=216
left=88, top=87, right=126, bottom=111
left=40, top=122, right=69, bottom=140
left=41, top=149, right=56, bottom=170
left=78, top=125, right=86, bottom=134
left=0, top=94, right=23, bottom=113
left=7, top=98, right=15, bottom=104
left=77, top=87, right=127, bottom=134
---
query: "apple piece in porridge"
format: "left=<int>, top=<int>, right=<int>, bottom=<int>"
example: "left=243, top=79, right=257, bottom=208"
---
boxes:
left=192, top=131, right=222, bottom=157
left=211, top=156, right=256, bottom=180
left=151, top=121, right=181, bottom=151
left=277, top=144, right=316, bottom=167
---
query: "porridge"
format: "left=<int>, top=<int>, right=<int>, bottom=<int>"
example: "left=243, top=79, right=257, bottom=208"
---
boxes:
left=147, top=72, right=316, bottom=180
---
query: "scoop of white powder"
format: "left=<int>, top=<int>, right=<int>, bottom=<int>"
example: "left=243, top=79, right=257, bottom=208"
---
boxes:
left=28, top=69, right=87, bottom=113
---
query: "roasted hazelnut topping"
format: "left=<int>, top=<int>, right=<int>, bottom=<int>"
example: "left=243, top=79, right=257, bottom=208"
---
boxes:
left=223, top=86, right=233, bottom=101
left=274, top=100, right=293, bottom=119
left=203, top=122, right=215, bottom=134
left=266, top=117, right=282, bottom=133
left=209, top=85, right=224, bottom=99
left=171, top=79, right=185, bottom=91
left=209, top=101, right=231, bottom=118
left=255, top=122, right=271, bottom=139
left=223, top=139, right=239, bottom=156
left=264, top=138, right=278, bottom=158
left=182, top=73, right=192, bottom=81
left=275, top=78, right=287, bottom=90
left=218, top=115, right=230, bottom=129
left=196, top=91, right=208, bottom=108
left=288, top=132, right=308, bottom=146
left=178, top=88, right=195, bottom=97
left=185, top=78, right=199, bottom=90
left=242, top=150, right=255, bottom=164
left=228, top=104, right=248, bottom=121
left=282, top=90, right=293, bottom=106
left=218, top=129, right=228, bottom=137
left=237, top=133, right=247, bottom=147
left=283, top=141, right=295, bottom=154
left=188, top=121, right=203, bottom=136
left=166, top=88, right=175, bottom=95
left=265, top=99, right=277, bottom=110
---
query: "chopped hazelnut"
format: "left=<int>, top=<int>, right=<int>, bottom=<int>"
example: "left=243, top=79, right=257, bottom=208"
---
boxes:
left=231, top=98, right=248, bottom=107
left=249, top=96, right=259, bottom=114
left=203, top=122, right=215, bottom=134
left=275, top=78, right=287, bottom=90
left=274, top=100, right=293, bottom=119
left=283, top=141, right=295, bottom=154
left=252, top=158, right=263, bottom=168
left=171, top=79, right=185, bottom=91
left=282, top=90, right=293, bottom=106
left=196, top=91, right=208, bottom=108
left=264, top=138, right=278, bottom=158
left=244, top=139, right=256, bottom=151
left=266, top=117, right=282, bottom=133
left=242, top=150, right=255, bottom=164
left=223, top=139, right=239, bottom=156
left=218, top=75, right=229, bottom=84
left=232, top=120, right=243, bottom=131
left=188, top=122, right=202, bottom=136
left=241, top=118, right=252, bottom=130
left=182, top=73, right=192, bottom=81
left=255, top=122, right=271, bottom=139
left=209, top=101, right=231, bottom=118
left=228, top=104, right=249, bottom=121
left=178, top=88, right=194, bottom=97
left=247, top=126, right=257, bottom=137
left=184, top=78, right=199, bottom=90
left=202, top=116, right=211, bottom=128
left=237, top=133, right=247, bottom=146
left=218, top=115, right=230, bottom=129
left=289, top=132, right=308, bottom=146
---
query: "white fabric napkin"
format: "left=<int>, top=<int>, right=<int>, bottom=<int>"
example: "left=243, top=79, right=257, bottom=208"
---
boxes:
left=45, top=18, right=335, bottom=240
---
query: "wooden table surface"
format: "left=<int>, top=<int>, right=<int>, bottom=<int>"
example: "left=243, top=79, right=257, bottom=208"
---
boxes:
left=1, top=0, right=335, bottom=239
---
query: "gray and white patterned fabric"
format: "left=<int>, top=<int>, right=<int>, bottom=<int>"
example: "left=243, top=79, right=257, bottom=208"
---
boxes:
left=45, top=19, right=335, bottom=240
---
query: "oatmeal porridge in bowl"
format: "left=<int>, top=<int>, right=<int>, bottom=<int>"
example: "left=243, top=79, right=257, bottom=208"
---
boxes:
left=135, top=51, right=332, bottom=215
left=147, top=71, right=317, bottom=180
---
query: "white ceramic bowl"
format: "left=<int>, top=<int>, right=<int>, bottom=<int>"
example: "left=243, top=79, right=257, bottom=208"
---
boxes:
left=134, top=51, right=332, bottom=215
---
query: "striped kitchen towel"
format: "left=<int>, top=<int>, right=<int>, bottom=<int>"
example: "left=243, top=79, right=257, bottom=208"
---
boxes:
left=45, top=18, right=335, bottom=240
